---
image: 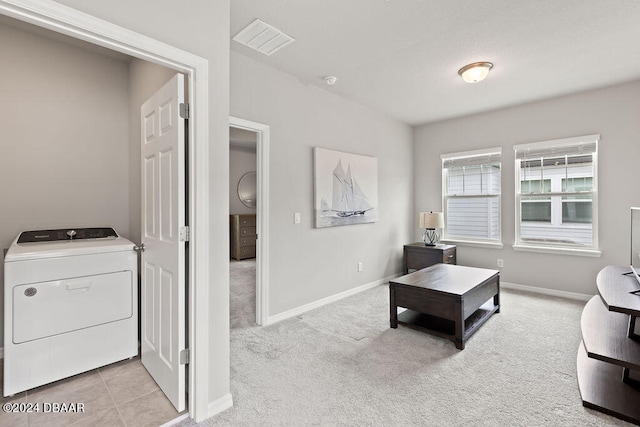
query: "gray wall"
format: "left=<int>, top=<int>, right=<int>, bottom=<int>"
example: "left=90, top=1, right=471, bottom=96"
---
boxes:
left=0, top=23, right=131, bottom=245
left=0, top=22, right=131, bottom=346
left=230, top=51, right=414, bottom=316
left=414, top=80, right=640, bottom=295
left=229, top=146, right=257, bottom=215
left=12, top=0, right=232, bottom=409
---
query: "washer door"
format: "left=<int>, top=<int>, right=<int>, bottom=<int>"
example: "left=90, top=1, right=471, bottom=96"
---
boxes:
left=12, top=271, right=133, bottom=344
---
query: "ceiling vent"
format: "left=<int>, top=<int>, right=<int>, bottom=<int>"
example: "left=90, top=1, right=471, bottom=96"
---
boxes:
left=232, top=19, right=295, bottom=56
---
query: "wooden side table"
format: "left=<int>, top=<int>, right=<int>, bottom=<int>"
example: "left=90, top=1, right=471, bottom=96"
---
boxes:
left=403, top=243, right=456, bottom=274
left=230, top=214, right=256, bottom=260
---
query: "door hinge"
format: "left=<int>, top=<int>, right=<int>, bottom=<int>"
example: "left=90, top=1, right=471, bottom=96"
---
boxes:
left=179, top=103, right=190, bottom=119
left=179, top=348, right=190, bottom=365
left=179, top=226, right=190, bottom=242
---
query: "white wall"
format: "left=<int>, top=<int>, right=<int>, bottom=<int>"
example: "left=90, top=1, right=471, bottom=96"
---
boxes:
left=229, top=146, right=257, bottom=215
left=18, top=0, right=232, bottom=411
left=414, top=80, right=640, bottom=295
left=230, top=51, right=414, bottom=316
left=0, top=22, right=130, bottom=346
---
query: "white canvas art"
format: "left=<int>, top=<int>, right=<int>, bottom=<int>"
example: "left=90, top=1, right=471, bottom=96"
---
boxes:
left=314, top=147, right=378, bottom=228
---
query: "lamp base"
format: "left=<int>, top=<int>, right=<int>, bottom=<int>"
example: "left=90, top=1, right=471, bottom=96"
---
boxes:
left=423, top=228, right=439, bottom=246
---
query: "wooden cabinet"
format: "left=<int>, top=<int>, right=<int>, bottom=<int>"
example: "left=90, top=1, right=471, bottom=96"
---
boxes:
left=577, top=265, right=640, bottom=424
left=230, top=214, right=256, bottom=260
left=403, top=243, right=456, bottom=274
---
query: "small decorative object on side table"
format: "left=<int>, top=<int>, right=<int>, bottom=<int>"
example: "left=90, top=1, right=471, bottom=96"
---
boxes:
left=419, top=211, right=444, bottom=246
left=403, top=243, right=456, bottom=274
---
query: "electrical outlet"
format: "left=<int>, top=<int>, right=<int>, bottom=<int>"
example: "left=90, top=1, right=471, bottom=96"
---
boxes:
left=294, top=212, right=301, bottom=224
left=357, top=262, right=363, bottom=272
left=497, top=259, right=504, bottom=268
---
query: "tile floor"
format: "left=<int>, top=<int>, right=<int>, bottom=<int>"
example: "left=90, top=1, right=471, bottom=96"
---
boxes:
left=0, top=356, right=183, bottom=427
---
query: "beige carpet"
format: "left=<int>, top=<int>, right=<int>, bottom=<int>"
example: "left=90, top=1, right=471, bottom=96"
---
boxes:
left=181, top=274, right=631, bottom=426
left=229, top=259, right=257, bottom=329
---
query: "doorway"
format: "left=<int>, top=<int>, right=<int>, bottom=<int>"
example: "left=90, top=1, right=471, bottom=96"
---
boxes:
left=229, top=126, right=257, bottom=328
left=0, top=2, right=211, bottom=421
left=229, top=117, right=270, bottom=326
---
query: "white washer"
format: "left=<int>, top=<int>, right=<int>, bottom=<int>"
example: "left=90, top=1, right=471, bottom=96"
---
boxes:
left=3, top=228, right=138, bottom=396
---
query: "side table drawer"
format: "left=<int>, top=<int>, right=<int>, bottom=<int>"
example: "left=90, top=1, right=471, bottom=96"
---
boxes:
left=393, top=286, right=455, bottom=320
left=240, top=226, right=256, bottom=237
left=239, top=237, right=255, bottom=247
left=443, top=248, right=456, bottom=265
left=239, top=215, right=256, bottom=227
left=406, top=250, right=442, bottom=271
left=239, top=245, right=256, bottom=259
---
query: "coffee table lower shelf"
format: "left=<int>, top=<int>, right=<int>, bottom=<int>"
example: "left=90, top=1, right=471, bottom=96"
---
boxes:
left=397, top=299, right=498, bottom=346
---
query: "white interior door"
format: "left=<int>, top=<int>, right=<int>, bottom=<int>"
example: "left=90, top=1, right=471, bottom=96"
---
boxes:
left=140, top=73, right=186, bottom=412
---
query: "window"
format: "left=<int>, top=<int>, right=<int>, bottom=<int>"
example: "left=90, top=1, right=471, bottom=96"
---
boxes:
left=514, top=135, right=599, bottom=252
left=521, top=180, right=551, bottom=222
left=562, top=177, right=592, bottom=223
left=441, top=148, right=502, bottom=244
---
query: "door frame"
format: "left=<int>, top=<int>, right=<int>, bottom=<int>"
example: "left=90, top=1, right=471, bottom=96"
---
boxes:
left=229, top=117, right=270, bottom=325
left=0, top=0, right=211, bottom=421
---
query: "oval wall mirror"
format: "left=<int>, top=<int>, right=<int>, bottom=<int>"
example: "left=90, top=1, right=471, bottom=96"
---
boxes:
left=237, top=171, right=257, bottom=208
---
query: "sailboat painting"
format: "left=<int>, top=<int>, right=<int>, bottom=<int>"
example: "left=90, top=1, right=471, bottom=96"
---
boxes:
left=314, top=147, right=378, bottom=228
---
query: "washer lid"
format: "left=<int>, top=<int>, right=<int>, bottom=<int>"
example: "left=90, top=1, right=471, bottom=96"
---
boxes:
left=5, top=232, right=135, bottom=262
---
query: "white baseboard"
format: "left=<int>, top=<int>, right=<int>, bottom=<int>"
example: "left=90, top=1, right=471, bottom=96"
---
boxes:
left=206, top=392, right=233, bottom=420
left=501, top=281, right=593, bottom=302
left=265, top=273, right=400, bottom=326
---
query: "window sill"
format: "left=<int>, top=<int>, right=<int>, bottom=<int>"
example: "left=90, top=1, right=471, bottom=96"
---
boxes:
left=441, top=239, right=504, bottom=249
left=512, top=244, right=602, bottom=257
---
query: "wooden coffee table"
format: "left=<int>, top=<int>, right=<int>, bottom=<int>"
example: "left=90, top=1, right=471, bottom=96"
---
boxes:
left=389, top=263, right=500, bottom=349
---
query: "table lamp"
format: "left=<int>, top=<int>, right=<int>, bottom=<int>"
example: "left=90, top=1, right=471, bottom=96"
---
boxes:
left=419, top=211, right=444, bottom=246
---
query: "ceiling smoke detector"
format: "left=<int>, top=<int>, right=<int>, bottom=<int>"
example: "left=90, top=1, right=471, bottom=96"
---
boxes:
left=324, top=76, right=337, bottom=85
left=232, top=18, right=295, bottom=56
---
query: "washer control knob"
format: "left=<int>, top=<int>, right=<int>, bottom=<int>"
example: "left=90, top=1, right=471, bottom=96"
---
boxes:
left=67, top=230, right=77, bottom=239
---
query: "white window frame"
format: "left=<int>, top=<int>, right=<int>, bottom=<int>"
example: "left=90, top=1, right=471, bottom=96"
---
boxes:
left=441, top=147, right=503, bottom=248
left=513, top=134, right=601, bottom=257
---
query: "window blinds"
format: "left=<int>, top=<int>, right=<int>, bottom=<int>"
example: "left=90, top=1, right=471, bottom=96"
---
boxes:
left=514, top=134, right=599, bottom=160
left=442, top=148, right=502, bottom=169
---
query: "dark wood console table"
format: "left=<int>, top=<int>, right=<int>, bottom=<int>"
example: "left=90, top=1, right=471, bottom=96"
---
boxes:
left=577, top=265, right=640, bottom=425
left=389, top=263, right=500, bottom=350
left=403, top=243, right=456, bottom=274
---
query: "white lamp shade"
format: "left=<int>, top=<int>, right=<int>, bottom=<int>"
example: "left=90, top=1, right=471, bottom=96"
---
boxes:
left=458, top=62, right=493, bottom=83
left=419, top=212, right=444, bottom=229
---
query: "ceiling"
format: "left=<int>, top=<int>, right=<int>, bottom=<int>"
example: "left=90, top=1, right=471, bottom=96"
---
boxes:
left=231, top=0, right=640, bottom=126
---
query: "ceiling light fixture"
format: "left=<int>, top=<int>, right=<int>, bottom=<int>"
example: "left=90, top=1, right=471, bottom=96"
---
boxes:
left=458, top=61, right=493, bottom=83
